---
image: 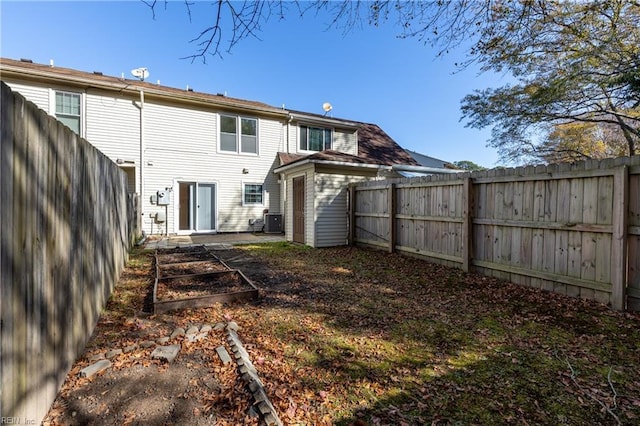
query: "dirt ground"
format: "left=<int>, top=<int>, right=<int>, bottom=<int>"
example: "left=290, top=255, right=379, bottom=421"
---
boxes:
left=42, top=243, right=640, bottom=425
left=43, top=247, right=281, bottom=426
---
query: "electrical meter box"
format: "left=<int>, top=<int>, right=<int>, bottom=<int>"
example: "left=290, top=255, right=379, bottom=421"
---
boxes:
left=157, top=190, right=170, bottom=206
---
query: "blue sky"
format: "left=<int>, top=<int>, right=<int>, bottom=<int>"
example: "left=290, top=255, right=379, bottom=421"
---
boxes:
left=1, top=1, right=507, bottom=167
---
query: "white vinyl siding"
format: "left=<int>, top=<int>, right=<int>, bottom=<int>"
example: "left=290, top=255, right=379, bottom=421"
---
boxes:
left=3, top=81, right=50, bottom=112
left=6, top=75, right=290, bottom=236
left=283, top=165, right=314, bottom=244
left=331, top=129, right=358, bottom=155
left=142, top=101, right=282, bottom=234
left=281, top=164, right=377, bottom=247
left=314, top=170, right=372, bottom=247
left=85, top=91, right=140, bottom=163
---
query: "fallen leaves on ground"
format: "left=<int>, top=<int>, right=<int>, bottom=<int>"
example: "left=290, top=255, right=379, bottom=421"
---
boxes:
left=44, top=243, right=640, bottom=425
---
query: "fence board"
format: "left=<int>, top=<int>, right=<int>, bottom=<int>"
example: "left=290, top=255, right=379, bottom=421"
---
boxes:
left=1, top=83, right=139, bottom=423
left=352, top=155, right=639, bottom=312
left=629, top=170, right=640, bottom=310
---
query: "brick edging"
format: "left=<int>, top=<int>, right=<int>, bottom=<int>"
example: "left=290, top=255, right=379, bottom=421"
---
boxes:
left=226, top=323, right=283, bottom=426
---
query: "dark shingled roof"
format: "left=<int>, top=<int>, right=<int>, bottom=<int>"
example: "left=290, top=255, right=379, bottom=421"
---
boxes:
left=357, top=123, right=420, bottom=166
left=278, top=123, right=419, bottom=168
left=0, top=57, right=285, bottom=114
left=3, top=58, right=419, bottom=169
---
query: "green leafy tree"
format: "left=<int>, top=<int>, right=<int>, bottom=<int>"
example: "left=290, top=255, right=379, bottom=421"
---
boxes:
left=452, top=160, right=487, bottom=171
left=460, top=0, right=640, bottom=163
left=539, top=121, right=630, bottom=164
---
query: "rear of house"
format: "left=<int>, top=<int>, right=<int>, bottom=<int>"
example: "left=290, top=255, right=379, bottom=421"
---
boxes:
left=1, top=57, right=422, bottom=247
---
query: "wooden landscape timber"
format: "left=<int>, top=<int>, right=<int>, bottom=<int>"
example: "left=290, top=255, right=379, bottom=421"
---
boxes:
left=153, top=246, right=259, bottom=314
left=350, top=156, right=640, bottom=311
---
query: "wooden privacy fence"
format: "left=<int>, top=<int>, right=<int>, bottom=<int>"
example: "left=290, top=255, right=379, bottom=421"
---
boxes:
left=349, top=156, right=640, bottom=312
left=0, top=82, right=139, bottom=422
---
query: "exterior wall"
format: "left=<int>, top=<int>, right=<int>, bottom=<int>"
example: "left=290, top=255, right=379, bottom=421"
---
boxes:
left=288, top=119, right=358, bottom=156
left=282, top=164, right=378, bottom=247
left=142, top=100, right=284, bottom=234
left=314, top=166, right=377, bottom=247
left=331, top=128, right=358, bottom=156
left=283, top=164, right=315, bottom=244
left=4, top=80, right=142, bottom=192
left=85, top=89, right=140, bottom=163
left=306, top=168, right=316, bottom=244
left=85, top=89, right=141, bottom=199
left=3, top=80, right=50, bottom=112
left=5, top=78, right=286, bottom=235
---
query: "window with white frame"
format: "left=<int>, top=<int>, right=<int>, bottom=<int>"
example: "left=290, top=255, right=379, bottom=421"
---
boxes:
left=220, top=114, right=258, bottom=154
left=55, top=91, right=81, bottom=134
left=243, top=183, right=264, bottom=205
left=299, top=125, right=332, bottom=152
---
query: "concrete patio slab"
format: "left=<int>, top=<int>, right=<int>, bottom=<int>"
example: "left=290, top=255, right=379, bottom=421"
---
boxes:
left=143, top=232, right=285, bottom=250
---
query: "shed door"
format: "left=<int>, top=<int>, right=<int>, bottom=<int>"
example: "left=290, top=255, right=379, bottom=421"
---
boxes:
left=293, top=176, right=305, bottom=244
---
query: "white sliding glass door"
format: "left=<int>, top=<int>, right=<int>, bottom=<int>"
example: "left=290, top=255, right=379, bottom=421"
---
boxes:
left=178, top=181, right=216, bottom=232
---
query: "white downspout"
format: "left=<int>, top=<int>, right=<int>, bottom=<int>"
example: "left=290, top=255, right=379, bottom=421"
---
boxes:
left=139, top=89, right=145, bottom=229
left=287, top=113, right=293, bottom=153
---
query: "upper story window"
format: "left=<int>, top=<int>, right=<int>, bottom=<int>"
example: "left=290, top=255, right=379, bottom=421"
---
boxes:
left=299, top=125, right=332, bottom=152
left=220, top=114, right=258, bottom=154
left=55, top=91, right=81, bottom=135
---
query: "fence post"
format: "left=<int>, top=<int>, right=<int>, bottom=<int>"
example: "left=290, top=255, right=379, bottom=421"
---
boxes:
left=462, top=176, right=473, bottom=272
left=388, top=183, right=396, bottom=253
left=611, top=165, right=629, bottom=310
left=348, top=184, right=356, bottom=246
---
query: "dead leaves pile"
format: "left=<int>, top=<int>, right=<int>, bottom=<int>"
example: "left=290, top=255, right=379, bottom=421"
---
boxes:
left=45, top=244, right=640, bottom=425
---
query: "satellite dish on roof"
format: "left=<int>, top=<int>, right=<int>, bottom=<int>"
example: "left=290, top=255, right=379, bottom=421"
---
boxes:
left=322, top=102, right=333, bottom=112
left=131, top=67, right=149, bottom=81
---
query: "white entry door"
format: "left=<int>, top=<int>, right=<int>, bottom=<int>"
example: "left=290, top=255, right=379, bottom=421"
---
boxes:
left=178, top=182, right=216, bottom=232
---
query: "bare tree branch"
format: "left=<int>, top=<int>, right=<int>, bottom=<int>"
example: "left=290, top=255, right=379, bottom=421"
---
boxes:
left=559, top=356, right=622, bottom=426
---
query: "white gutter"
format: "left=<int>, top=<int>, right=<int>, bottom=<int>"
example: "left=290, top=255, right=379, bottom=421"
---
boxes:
left=274, top=158, right=389, bottom=174
left=288, top=111, right=361, bottom=129
left=391, top=164, right=463, bottom=174
left=274, top=159, right=463, bottom=175
left=0, top=61, right=289, bottom=118
left=139, top=89, right=145, bottom=223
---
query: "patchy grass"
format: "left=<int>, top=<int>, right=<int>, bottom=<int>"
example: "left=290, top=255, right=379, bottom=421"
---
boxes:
left=48, top=243, right=640, bottom=425
left=230, top=243, right=640, bottom=425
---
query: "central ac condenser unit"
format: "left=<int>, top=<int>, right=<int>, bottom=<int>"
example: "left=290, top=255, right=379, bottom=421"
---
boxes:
left=264, top=214, right=283, bottom=233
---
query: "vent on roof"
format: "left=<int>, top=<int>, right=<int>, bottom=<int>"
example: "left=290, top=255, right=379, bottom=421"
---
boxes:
left=93, top=71, right=103, bottom=76
left=187, top=88, right=194, bottom=92
left=20, top=58, right=33, bottom=63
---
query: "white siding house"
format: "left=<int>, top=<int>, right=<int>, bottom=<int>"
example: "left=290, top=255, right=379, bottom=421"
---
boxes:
left=1, top=57, right=421, bottom=247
